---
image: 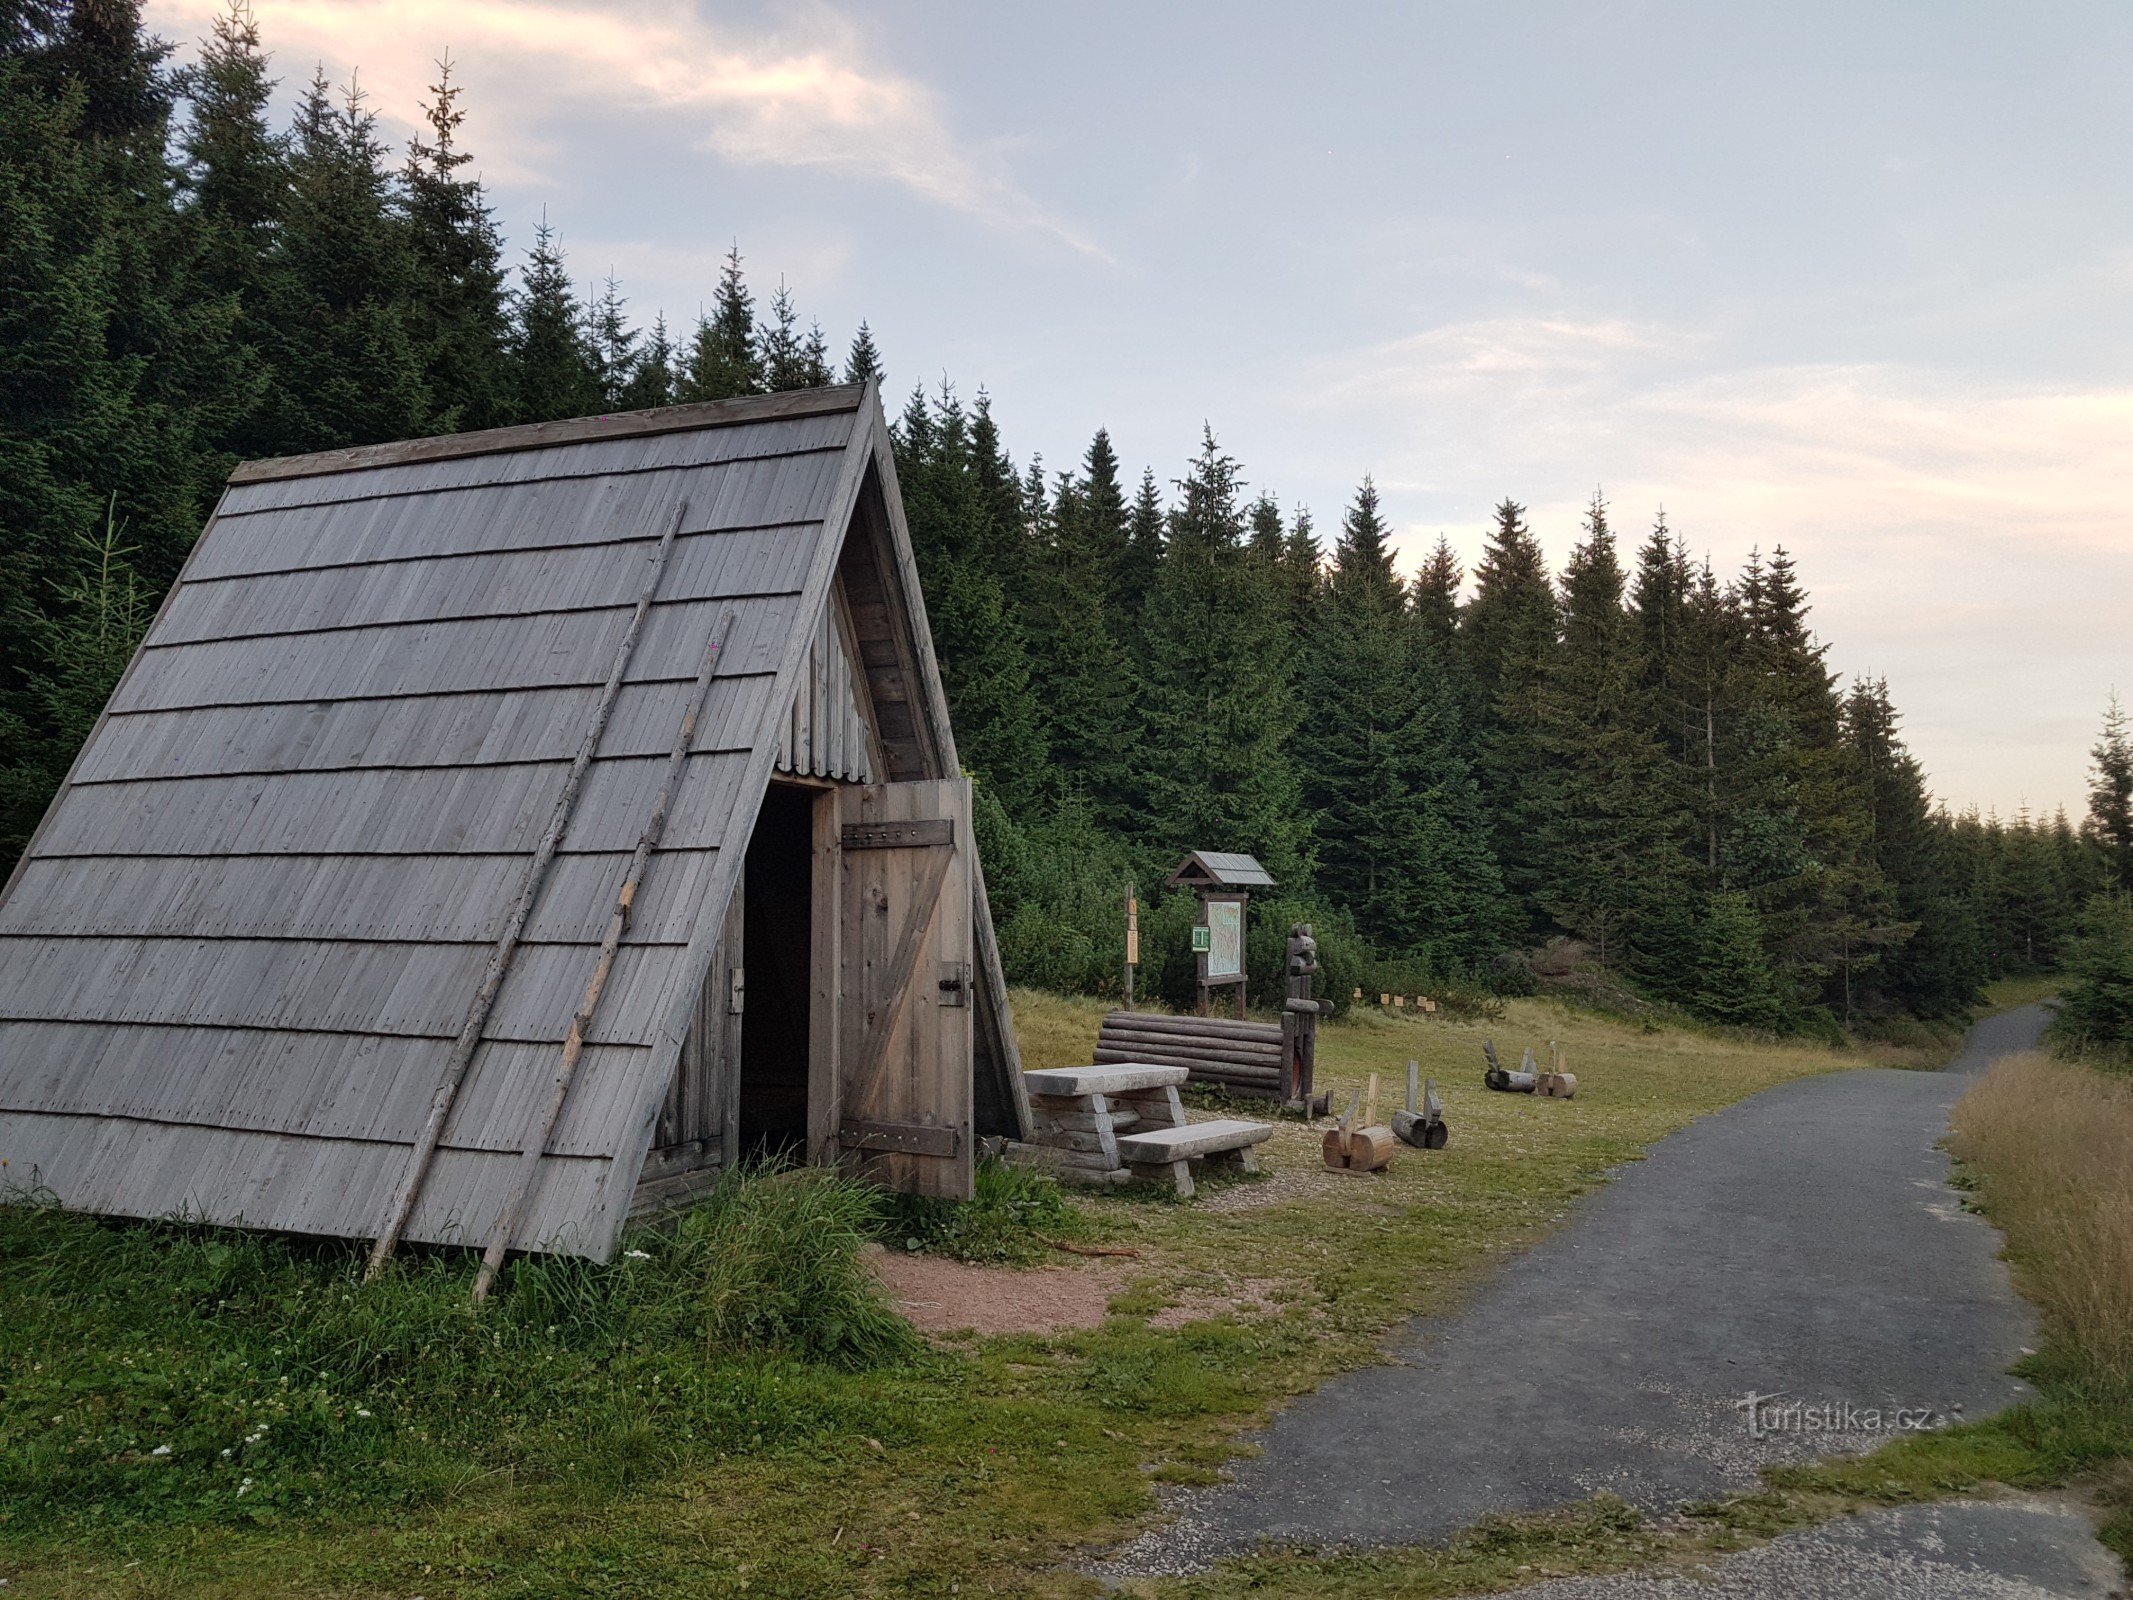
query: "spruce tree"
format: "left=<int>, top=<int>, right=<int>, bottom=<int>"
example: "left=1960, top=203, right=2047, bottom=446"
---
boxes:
left=1843, top=676, right=1980, bottom=1018
left=587, top=271, right=636, bottom=409
left=1297, top=479, right=1507, bottom=962
left=256, top=69, right=430, bottom=452
left=969, top=390, right=1031, bottom=611
left=1113, top=466, right=1164, bottom=640
left=1630, top=510, right=1691, bottom=739
left=1134, top=429, right=1306, bottom=876
left=2088, top=693, right=2133, bottom=890
left=1410, top=535, right=1462, bottom=667
left=1729, top=546, right=1886, bottom=1015
left=679, top=244, right=760, bottom=400
left=1460, top=497, right=1559, bottom=917
left=1689, top=892, right=1790, bottom=1030
left=890, top=383, right=1047, bottom=817
left=618, top=310, right=675, bottom=410
left=401, top=53, right=511, bottom=432
left=1536, top=491, right=1691, bottom=969
left=1676, top=558, right=1740, bottom=876
left=0, top=0, right=243, bottom=853
left=843, top=319, right=882, bottom=387
left=1021, top=449, right=1136, bottom=826
left=757, top=276, right=808, bottom=390
left=508, top=216, right=598, bottom=422
left=175, top=0, right=280, bottom=456
left=801, top=319, right=832, bottom=386
left=1279, top=507, right=1322, bottom=635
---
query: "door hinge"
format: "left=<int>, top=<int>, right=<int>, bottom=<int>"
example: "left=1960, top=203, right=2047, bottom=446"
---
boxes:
left=728, top=967, right=745, bottom=1015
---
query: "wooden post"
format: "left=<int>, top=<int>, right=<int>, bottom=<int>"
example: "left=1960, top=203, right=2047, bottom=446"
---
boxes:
left=1281, top=922, right=1319, bottom=1104
left=1123, top=879, right=1138, bottom=1012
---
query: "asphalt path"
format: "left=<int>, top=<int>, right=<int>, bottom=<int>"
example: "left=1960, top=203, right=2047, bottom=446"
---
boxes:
left=1099, top=1005, right=2110, bottom=1589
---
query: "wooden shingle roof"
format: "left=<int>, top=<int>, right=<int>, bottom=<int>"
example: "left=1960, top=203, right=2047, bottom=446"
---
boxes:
left=0, top=382, right=971, bottom=1262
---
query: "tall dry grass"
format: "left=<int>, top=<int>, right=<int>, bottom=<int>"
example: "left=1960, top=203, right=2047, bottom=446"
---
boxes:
left=1948, top=1051, right=2133, bottom=1389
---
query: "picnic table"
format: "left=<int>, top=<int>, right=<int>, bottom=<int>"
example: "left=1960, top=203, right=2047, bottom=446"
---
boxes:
left=1004, top=1062, right=1272, bottom=1197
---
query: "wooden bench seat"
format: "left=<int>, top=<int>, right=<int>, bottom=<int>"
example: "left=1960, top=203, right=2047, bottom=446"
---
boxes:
left=1114, top=1119, right=1272, bottom=1163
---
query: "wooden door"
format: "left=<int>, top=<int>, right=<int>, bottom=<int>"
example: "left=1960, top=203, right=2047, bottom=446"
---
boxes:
left=836, top=778, right=974, bottom=1199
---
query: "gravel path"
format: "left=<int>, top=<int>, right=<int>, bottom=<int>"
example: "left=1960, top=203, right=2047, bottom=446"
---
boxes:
left=1098, top=1006, right=2109, bottom=1590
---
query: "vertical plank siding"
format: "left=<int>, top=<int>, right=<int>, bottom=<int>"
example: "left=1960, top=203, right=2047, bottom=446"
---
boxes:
left=773, top=585, right=881, bottom=784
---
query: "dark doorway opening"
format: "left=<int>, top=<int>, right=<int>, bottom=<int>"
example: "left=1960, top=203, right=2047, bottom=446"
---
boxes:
left=737, top=783, right=815, bottom=1159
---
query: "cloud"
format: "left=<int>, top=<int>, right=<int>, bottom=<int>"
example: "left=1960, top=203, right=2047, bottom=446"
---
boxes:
left=143, top=0, right=1098, bottom=252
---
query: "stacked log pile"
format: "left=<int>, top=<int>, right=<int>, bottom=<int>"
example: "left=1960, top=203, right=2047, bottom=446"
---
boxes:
left=1094, top=1012, right=1285, bottom=1096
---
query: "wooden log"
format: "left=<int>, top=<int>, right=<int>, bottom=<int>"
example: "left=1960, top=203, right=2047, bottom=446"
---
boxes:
left=1092, top=1052, right=1282, bottom=1080
left=1392, top=1108, right=1450, bottom=1149
left=1096, top=1025, right=1283, bottom=1052
left=1024, top=1128, right=1117, bottom=1154
left=1150, top=1064, right=1282, bottom=1088
left=1344, top=1126, right=1396, bottom=1171
left=1319, top=1125, right=1396, bottom=1170
left=1093, top=1038, right=1285, bottom=1070
left=1100, top=1012, right=1283, bottom=1044
left=1097, top=1022, right=1285, bottom=1052
left=1003, top=1142, right=1125, bottom=1173
left=1109, top=1084, right=1188, bottom=1128
left=1031, top=1107, right=1140, bottom=1134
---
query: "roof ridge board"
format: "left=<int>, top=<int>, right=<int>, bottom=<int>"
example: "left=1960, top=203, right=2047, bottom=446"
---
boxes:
left=229, top=386, right=868, bottom=486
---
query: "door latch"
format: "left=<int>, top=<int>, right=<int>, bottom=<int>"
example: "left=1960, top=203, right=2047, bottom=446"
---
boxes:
left=937, top=960, right=971, bottom=1007
left=728, top=967, right=745, bottom=1015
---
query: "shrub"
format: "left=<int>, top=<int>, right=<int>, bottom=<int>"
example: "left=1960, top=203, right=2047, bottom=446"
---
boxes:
left=2047, top=894, right=2133, bottom=1067
left=621, top=1162, right=921, bottom=1367
left=877, top=1158, right=1082, bottom=1265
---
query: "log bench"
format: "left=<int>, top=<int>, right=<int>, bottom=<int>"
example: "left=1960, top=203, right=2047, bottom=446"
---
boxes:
left=1002, top=1062, right=1273, bottom=1198
left=1095, top=1009, right=1327, bottom=1109
left=1114, top=1118, right=1271, bottom=1197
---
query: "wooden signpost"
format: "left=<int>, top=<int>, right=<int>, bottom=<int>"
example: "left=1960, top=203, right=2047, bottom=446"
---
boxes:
left=1165, top=851, right=1274, bottom=1019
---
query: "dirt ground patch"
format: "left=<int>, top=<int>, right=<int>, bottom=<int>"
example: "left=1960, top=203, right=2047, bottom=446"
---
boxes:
left=866, top=1246, right=1128, bottom=1336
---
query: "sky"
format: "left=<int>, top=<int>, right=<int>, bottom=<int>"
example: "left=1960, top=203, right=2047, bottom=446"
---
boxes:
left=143, top=0, right=2133, bottom=820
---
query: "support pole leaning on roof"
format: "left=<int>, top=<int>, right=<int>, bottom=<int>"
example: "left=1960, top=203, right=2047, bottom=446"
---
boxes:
left=365, top=499, right=692, bottom=1281
left=470, top=608, right=738, bottom=1304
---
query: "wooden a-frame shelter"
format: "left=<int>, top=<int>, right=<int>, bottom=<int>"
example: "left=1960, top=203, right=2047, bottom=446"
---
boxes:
left=0, top=382, right=1029, bottom=1264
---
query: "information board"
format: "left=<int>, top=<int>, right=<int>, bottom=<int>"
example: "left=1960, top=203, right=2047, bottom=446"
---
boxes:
left=1206, top=898, right=1244, bottom=980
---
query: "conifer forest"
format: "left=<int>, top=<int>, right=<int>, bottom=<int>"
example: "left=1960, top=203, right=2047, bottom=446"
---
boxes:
left=4, top=2, right=2126, bottom=1041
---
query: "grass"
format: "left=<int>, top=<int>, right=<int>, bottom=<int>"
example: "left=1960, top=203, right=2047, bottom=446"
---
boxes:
left=879, top=1157, right=1090, bottom=1265
left=1979, top=972, right=2065, bottom=1014
left=0, top=992, right=1882, bottom=1597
